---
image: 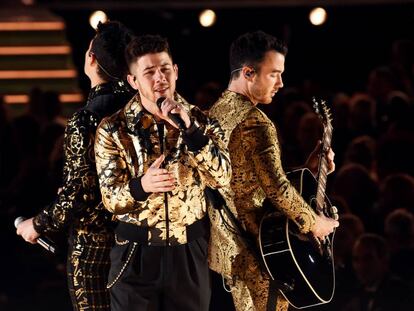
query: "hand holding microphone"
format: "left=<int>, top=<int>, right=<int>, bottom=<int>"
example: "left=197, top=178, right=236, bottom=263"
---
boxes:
left=15, top=216, right=57, bottom=254
left=156, top=96, right=207, bottom=152
left=156, top=97, right=190, bottom=130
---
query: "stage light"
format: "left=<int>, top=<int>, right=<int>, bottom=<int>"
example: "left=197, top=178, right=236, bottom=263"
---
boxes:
left=309, top=7, right=327, bottom=26
left=199, top=9, right=216, bottom=27
left=89, top=11, right=108, bottom=30
left=21, top=0, right=35, bottom=5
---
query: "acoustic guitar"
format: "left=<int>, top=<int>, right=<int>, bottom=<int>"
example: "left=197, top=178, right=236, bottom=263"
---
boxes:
left=258, top=99, right=336, bottom=309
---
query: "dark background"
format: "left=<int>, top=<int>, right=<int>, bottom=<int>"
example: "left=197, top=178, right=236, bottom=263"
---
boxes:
left=50, top=2, right=414, bottom=103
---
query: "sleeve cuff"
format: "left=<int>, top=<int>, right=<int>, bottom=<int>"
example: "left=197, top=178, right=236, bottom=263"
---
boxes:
left=32, top=214, right=47, bottom=235
left=182, top=122, right=209, bottom=152
left=129, top=177, right=150, bottom=201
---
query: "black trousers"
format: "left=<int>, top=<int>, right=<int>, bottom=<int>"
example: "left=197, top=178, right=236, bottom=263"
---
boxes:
left=109, top=236, right=211, bottom=311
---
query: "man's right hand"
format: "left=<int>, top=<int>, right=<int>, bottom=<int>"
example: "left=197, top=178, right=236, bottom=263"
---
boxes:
left=141, top=155, right=176, bottom=193
left=311, top=214, right=339, bottom=240
left=16, top=217, right=40, bottom=244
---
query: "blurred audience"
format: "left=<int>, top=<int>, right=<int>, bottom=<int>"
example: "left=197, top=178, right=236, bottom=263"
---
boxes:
left=194, top=81, right=223, bottom=112
left=342, top=233, right=413, bottom=311
left=384, top=209, right=414, bottom=283
left=343, top=135, right=377, bottom=180
left=323, top=214, right=365, bottom=310
left=331, top=163, right=379, bottom=232
left=348, top=93, right=378, bottom=139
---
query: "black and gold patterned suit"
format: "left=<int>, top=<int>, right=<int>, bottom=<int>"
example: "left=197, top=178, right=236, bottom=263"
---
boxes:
left=209, top=90, right=317, bottom=311
left=33, top=82, right=133, bottom=310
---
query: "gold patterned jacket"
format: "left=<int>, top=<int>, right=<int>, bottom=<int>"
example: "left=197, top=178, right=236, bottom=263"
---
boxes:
left=208, top=90, right=316, bottom=279
left=94, top=92, right=231, bottom=245
left=33, top=82, right=134, bottom=237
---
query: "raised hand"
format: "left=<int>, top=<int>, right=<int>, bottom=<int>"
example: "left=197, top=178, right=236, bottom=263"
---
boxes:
left=141, top=155, right=176, bottom=193
left=305, top=140, right=336, bottom=176
left=158, top=97, right=191, bottom=129
left=311, top=213, right=339, bottom=240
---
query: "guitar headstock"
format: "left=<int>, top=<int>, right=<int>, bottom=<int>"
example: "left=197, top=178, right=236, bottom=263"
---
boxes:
left=312, top=97, right=332, bottom=128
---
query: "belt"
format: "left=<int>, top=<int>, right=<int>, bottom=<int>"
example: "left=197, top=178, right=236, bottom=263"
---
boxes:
left=115, top=216, right=209, bottom=246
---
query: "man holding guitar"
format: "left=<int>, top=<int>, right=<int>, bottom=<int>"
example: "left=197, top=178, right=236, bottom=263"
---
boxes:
left=208, top=30, right=339, bottom=311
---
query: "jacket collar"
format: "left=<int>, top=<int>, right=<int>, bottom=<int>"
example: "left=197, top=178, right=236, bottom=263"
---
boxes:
left=220, top=90, right=254, bottom=112
left=209, top=90, right=255, bottom=146
left=85, top=81, right=134, bottom=119
left=124, top=91, right=190, bottom=133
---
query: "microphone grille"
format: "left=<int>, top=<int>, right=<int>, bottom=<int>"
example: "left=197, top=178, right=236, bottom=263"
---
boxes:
left=14, top=216, right=26, bottom=228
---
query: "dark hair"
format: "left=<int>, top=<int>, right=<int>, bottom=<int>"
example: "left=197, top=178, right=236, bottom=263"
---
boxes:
left=125, top=34, right=172, bottom=71
left=229, top=30, right=288, bottom=79
left=90, top=20, right=134, bottom=81
left=43, top=90, right=61, bottom=120
left=356, top=233, right=389, bottom=260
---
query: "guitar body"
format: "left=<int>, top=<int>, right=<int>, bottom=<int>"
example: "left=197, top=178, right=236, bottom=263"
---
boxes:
left=259, top=168, right=335, bottom=309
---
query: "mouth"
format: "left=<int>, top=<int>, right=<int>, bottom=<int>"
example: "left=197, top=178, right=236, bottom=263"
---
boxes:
left=154, top=86, right=169, bottom=94
left=271, top=88, right=279, bottom=96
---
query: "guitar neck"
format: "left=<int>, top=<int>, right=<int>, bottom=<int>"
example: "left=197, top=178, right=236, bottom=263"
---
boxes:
left=315, top=126, right=332, bottom=212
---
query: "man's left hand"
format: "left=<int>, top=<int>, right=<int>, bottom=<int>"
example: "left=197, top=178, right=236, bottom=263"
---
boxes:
left=305, top=140, right=335, bottom=176
left=158, top=98, right=191, bottom=129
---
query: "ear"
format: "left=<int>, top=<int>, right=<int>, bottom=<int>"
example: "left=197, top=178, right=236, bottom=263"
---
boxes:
left=173, top=64, right=178, bottom=81
left=127, top=74, right=138, bottom=90
left=242, top=67, right=254, bottom=80
left=88, top=52, right=97, bottom=66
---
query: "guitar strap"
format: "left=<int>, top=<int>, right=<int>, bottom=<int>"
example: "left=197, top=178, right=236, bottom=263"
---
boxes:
left=266, top=279, right=279, bottom=311
left=205, top=187, right=292, bottom=311
left=205, top=187, right=265, bottom=269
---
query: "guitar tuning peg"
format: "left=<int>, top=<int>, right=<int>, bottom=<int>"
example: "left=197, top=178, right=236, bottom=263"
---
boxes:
left=330, top=206, right=339, bottom=220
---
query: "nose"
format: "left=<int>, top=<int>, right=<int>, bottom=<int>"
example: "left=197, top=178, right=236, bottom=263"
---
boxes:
left=154, top=68, right=167, bottom=82
left=276, top=76, right=284, bottom=89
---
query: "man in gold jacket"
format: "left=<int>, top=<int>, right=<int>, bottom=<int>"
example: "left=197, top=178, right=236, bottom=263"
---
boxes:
left=208, top=30, right=339, bottom=311
left=94, top=34, right=231, bottom=311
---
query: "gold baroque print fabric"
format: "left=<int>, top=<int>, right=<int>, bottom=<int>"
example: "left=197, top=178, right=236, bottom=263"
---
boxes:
left=208, top=90, right=316, bottom=311
left=94, top=92, right=231, bottom=245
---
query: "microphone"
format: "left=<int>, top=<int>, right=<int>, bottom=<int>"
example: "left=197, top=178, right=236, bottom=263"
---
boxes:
left=156, top=97, right=186, bottom=131
left=14, top=216, right=57, bottom=254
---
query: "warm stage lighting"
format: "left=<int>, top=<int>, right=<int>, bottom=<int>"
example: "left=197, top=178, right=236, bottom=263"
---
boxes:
left=21, top=0, right=35, bottom=5
left=199, top=9, right=216, bottom=27
left=89, top=11, right=108, bottom=30
left=309, top=7, right=327, bottom=26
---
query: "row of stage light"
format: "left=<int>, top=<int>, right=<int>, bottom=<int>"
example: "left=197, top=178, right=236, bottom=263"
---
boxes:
left=89, top=7, right=328, bottom=30
left=0, top=4, right=328, bottom=105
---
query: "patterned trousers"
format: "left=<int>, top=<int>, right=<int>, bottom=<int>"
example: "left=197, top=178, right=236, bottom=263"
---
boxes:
left=230, top=252, right=289, bottom=311
left=66, top=232, right=113, bottom=311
